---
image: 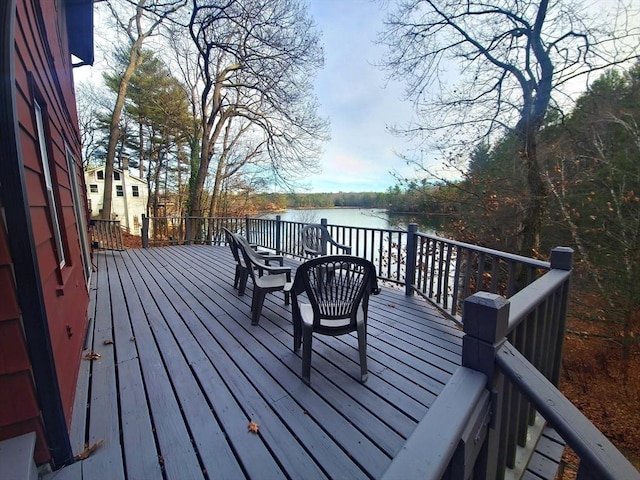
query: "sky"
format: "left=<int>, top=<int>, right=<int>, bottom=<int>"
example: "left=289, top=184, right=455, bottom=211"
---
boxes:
left=303, top=0, right=419, bottom=193
left=75, top=1, right=640, bottom=195
left=75, top=0, right=420, bottom=195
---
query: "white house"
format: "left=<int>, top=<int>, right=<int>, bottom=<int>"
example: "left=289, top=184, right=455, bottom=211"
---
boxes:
left=85, top=163, right=148, bottom=235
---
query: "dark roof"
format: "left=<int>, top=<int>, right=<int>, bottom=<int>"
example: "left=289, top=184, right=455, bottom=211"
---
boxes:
left=65, top=0, right=94, bottom=66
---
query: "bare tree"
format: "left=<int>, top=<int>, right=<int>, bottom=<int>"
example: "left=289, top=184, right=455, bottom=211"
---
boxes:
left=76, top=81, right=112, bottom=167
left=186, top=0, right=328, bottom=220
left=380, top=0, right=639, bottom=255
left=101, top=0, right=186, bottom=219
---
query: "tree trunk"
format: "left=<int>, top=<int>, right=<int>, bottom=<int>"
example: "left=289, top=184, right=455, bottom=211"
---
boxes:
left=519, top=132, right=548, bottom=257
left=208, top=153, right=227, bottom=218
left=102, top=41, right=145, bottom=219
left=138, top=120, right=144, bottom=179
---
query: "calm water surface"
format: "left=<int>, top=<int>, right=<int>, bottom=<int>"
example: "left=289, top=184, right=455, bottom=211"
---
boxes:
left=262, top=208, right=445, bottom=235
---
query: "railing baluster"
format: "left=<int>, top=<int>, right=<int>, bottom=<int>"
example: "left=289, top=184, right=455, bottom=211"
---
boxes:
left=147, top=215, right=555, bottom=323
left=451, top=246, right=462, bottom=317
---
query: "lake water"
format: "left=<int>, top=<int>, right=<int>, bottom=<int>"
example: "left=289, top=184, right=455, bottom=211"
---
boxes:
left=261, top=208, right=444, bottom=235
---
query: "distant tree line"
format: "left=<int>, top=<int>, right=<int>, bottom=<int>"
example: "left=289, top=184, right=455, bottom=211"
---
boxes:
left=233, top=191, right=392, bottom=212
left=239, top=189, right=459, bottom=213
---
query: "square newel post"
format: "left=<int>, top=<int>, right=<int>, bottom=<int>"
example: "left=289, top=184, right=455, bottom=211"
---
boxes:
left=550, top=246, right=573, bottom=386
left=462, top=292, right=510, bottom=480
left=184, top=214, right=191, bottom=245
left=320, top=218, right=328, bottom=255
left=275, top=215, right=282, bottom=255
left=550, top=246, right=573, bottom=271
left=404, top=223, right=418, bottom=296
left=141, top=214, right=149, bottom=248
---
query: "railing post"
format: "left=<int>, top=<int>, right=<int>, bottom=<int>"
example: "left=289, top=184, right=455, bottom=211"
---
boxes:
left=405, top=223, right=418, bottom=296
left=245, top=215, right=251, bottom=243
left=320, top=218, right=328, bottom=255
left=462, top=292, right=510, bottom=480
left=550, top=246, right=573, bottom=271
left=141, top=214, right=149, bottom=249
left=275, top=215, right=282, bottom=255
left=185, top=214, right=191, bottom=245
left=550, top=246, right=573, bottom=386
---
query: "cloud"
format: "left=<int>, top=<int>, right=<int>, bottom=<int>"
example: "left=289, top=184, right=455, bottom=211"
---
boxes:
left=303, top=0, right=419, bottom=193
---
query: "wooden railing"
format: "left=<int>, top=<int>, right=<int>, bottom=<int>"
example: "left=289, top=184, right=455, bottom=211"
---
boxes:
left=384, top=248, right=639, bottom=479
left=90, top=219, right=124, bottom=251
left=141, top=215, right=548, bottom=322
left=140, top=214, right=638, bottom=479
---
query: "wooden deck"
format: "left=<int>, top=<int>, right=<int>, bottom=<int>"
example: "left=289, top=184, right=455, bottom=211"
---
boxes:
left=44, top=245, right=563, bottom=479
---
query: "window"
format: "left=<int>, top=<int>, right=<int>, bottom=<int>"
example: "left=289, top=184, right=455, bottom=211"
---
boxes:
left=132, top=185, right=139, bottom=197
left=90, top=184, right=98, bottom=193
left=34, top=100, right=66, bottom=268
left=114, top=171, right=121, bottom=181
left=67, top=145, right=92, bottom=283
left=97, top=170, right=104, bottom=180
left=116, top=185, right=124, bottom=197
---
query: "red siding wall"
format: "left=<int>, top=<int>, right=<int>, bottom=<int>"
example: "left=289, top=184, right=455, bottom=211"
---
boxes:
left=0, top=217, right=48, bottom=462
left=0, top=0, right=90, bottom=464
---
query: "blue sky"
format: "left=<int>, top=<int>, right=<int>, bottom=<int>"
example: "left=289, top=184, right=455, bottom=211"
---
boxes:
left=75, top=1, right=423, bottom=194
left=304, top=0, right=418, bottom=193
left=75, top=0, right=640, bottom=195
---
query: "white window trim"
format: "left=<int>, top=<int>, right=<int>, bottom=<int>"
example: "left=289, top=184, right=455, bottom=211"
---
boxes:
left=66, top=145, right=92, bottom=285
left=34, top=100, right=66, bottom=269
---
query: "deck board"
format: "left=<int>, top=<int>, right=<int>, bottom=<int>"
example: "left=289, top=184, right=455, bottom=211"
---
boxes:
left=140, top=246, right=391, bottom=478
left=47, top=245, right=561, bottom=479
left=81, top=253, right=125, bottom=480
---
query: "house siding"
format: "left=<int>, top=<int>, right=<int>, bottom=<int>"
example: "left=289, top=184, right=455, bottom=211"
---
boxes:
left=0, top=0, right=91, bottom=465
left=86, top=167, right=149, bottom=235
left=0, top=218, right=46, bottom=461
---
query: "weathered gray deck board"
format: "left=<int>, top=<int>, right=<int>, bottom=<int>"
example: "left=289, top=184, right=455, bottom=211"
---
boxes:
left=118, top=250, right=232, bottom=480
left=103, top=251, right=161, bottom=480
left=125, top=247, right=320, bottom=479
left=140, top=246, right=392, bottom=477
left=80, top=252, right=125, bottom=480
left=49, top=245, right=562, bottom=479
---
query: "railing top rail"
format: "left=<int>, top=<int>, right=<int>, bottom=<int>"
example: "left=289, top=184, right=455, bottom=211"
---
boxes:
left=507, top=269, right=571, bottom=331
left=497, top=342, right=640, bottom=480
left=323, top=222, right=406, bottom=234
left=381, top=367, right=488, bottom=480
left=90, top=219, right=122, bottom=224
left=416, top=230, right=551, bottom=270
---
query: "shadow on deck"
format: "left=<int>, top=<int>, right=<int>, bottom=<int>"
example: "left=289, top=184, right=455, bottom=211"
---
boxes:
left=45, top=245, right=561, bottom=479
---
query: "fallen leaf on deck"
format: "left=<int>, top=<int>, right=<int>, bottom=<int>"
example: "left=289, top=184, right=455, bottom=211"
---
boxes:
left=103, top=339, right=114, bottom=345
left=248, top=420, right=260, bottom=433
left=74, top=440, right=104, bottom=461
left=83, top=352, right=101, bottom=360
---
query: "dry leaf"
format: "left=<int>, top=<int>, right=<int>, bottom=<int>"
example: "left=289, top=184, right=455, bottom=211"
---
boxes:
left=83, top=352, right=101, bottom=360
left=103, top=339, right=114, bottom=345
left=248, top=420, right=260, bottom=433
left=74, top=440, right=104, bottom=461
